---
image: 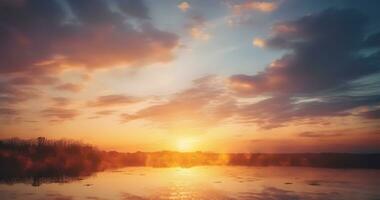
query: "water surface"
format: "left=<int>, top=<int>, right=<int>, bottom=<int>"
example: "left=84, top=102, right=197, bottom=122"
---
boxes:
left=1, top=166, right=379, bottom=200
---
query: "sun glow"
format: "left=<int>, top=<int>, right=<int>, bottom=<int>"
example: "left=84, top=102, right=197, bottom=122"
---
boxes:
left=176, top=138, right=195, bottom=152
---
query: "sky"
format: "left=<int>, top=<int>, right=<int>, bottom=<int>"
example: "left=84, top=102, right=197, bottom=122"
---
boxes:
left=1, top=0, right=380, bottom=153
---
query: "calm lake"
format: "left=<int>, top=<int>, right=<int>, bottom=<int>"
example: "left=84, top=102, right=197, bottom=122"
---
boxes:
left=1, top=166, right=379, bottom=200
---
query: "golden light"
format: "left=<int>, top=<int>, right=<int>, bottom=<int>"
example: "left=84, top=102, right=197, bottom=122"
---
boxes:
left=253, top=38, right=266, bottom=48
left=176, top=138, right=195, bottom=152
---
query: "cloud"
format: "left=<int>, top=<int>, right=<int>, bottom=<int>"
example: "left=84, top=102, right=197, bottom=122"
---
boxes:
left=359, top=108, right=380, bottom=119
left=298, top=131, right=345, bottom=138
left=226, top=8, right=380, bottom=128
left=189, top=27, right=211, bottom=41
left=122, top=76, right=236, bottom=127
left=41, top=107, right=79, bottom=121
left=55, top=83, right=83, bottom=93
left=51, top=97, right=72, bottom=107
left=118, top=76, right=380, bottom=130
left=178, top=2, right=190, bottom=12
left=230, top=8, right=379, bottom=96
left=252, top=37, right=265, bottom=48
left=0, top=0, right=179, bottom=114
left=117, top=0, right=149, bottom=19
left=186, top=14, right=211, bottom=41
left=0, top=0, right=179, bottom=74
left=8, top=75, right=59, bottom=85
left=233, top=1, right=278, bottom=14
left=0, top=107, right=20, bottom=116
left=87, top=95, right=139, bottom=107
left=95, top=110, right=114, bottom=115
left=236, top=94, right=380, bottom=129
left=0, top=81, right=40, bottom=105
left=88, top=110, right=115, bottom=119
left=226, top=0, right=278, bottom=26
left=364, top=31, right=380, bottom=48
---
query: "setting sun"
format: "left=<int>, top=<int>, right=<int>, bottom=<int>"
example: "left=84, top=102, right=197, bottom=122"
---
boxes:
left=176, top=138, right=195, bottom=152
left=0, top=0, right=380, bottom=199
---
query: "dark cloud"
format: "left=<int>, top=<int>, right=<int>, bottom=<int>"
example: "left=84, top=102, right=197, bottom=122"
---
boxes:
left=227, top=8, right=380, bottom=128
left=0, top=100, right=24, bottom=123
left=364, top=31, right=380, bottom=48
left=0, top=81, right=39, bottom=105
left=237, top=94, right=380, bottom=128
left=88, top=95, right=139, bottom=107
left=359, top=108, right=380, bottom=119
left=0, top=0, right=178, bottom=74
left=230, top=8, right=379, bottom=96
left=0, top=0, right=178, bottom=114
left=117, top=0, right=149, bottom=19
left=0, top=107, right=20, bottom=116
left=121, top=72, right=379, bottom=129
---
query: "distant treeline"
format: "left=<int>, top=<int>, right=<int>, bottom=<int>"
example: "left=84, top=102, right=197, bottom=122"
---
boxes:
left=0, top=137, right=101, bottom=186
left=1, top=138, right=379, bottom=185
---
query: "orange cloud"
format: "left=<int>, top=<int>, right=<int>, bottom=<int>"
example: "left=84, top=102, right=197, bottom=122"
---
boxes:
left=233, top=1, right=278, bottom=13
left=87, top=95, right=139, bottom=107
left=0, top=82, right=40, bottom=105
left=122, top=76, right=235, bottom=128
left=95, top=110, right=115, bottom=115
left=51, top=97, right=72, bottom=107
left=9, top=75, right=59, bottom=85
left=190, top=27, right=211, bottom=41
left=88, top=110, right=115, bottom=119
left=252, top=38, right=266, bottom=48
left=226, top=1, right=279, bottom=26
left=186, top=14, right=211, bottom=41
left=52, top=23, right=179, bottom=70
left=0, top=0, right=179, bottom=74
left=0, top=108, right=20, bottom=116
left=178, top=2, right=190, bottom=12
left=41, top=107, right=79, bottom=121
left=55, top=83, right=83, bottom=93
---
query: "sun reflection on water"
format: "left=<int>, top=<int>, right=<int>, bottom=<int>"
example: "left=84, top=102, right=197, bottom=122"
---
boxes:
left=1, top=167, right=380, bottom=200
